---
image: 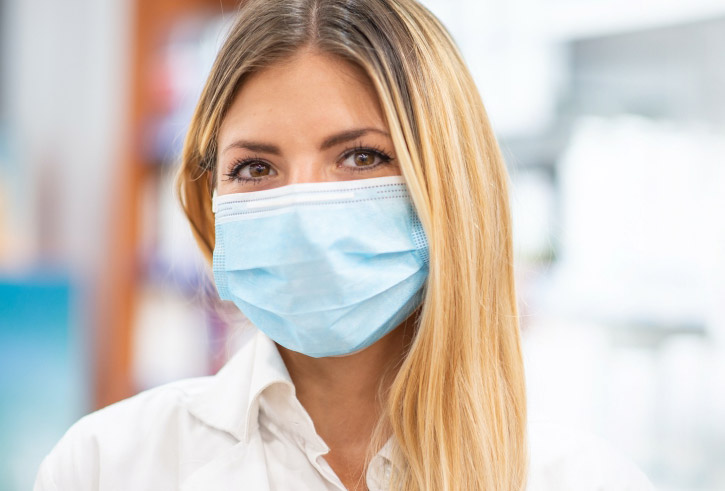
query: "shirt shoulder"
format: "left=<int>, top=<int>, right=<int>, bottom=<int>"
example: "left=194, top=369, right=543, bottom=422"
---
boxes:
left=527, top=420, right=655, bottom=491
left=34, top=331, right=290, bottom=491
left=34, top=376, right=227, bottom=491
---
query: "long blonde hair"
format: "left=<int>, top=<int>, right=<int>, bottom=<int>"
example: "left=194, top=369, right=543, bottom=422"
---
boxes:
left=176, top=0, right=527, bottom=489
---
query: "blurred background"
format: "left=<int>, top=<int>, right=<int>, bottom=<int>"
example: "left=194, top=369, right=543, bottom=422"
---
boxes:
left=0, top=0, right=723, bottom=489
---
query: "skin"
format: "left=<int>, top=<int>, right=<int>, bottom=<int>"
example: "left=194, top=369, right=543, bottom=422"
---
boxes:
left=216, top=48, right=415, bottom=490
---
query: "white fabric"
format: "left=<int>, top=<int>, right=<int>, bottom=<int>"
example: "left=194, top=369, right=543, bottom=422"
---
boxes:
left=35, top=329, right=654, bottom=490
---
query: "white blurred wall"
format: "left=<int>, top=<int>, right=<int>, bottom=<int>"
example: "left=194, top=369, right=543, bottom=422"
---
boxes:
left=1, top=0, right=130, bottom=277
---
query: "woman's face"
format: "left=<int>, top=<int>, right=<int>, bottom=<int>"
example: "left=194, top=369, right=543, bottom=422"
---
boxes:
left=216, top=49, right=400, bottom=194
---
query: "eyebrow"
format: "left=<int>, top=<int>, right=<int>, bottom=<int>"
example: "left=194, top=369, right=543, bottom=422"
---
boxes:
left=221, top=127, right=390, bottom=156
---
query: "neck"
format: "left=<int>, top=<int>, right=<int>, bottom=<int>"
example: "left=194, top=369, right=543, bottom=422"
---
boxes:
left=276, top=315, right=416, bottom=489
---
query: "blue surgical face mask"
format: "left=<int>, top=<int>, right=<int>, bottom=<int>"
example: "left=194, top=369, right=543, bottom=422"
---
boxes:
left=212, top=175, right=429, bottom=358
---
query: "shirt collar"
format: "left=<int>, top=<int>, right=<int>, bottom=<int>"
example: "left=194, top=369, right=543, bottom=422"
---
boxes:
left=186, top=328, right=394, bottom=466
left=186, top=328, right=295, bottom=443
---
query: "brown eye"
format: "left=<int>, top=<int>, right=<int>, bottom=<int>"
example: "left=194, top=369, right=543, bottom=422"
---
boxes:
left=248, top=162, right=271, bottom=177
left=339, top=148, right=393, bottom=171
left=224, top=160, right=277, bottom=183
left=353, top=152, right=374, bottom=166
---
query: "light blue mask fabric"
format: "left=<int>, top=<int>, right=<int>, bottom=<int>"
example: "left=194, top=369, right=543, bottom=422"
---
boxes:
left=212, top=176, right=429, bottom=358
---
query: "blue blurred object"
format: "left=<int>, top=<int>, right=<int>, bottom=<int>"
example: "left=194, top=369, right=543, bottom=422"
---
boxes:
left=0, top=273, right=87, bottom=490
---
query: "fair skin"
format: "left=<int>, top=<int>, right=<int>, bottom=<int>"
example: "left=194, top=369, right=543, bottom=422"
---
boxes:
left=216, top=49, right=414, bottom=490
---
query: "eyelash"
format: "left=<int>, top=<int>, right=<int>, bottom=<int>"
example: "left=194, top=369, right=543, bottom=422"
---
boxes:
left=223, top=154, right=267, bottom=185
left=341, top=144, right=394, bottom=172
left=222, top=144, right=395, bottom=184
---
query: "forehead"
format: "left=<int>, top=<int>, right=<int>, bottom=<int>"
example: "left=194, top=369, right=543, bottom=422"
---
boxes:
left=218, top=50, right=386, bottom=144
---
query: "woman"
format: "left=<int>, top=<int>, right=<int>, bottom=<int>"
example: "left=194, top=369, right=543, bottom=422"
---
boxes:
left=35, top=0, right=653, bottom=489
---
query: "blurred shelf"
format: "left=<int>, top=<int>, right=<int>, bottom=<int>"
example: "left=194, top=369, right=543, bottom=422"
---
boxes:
left=542, top=0, right=725, bottom=41
left=500, top=125, right=572, bottom=172
left=98, top=0, right=238, bottom=410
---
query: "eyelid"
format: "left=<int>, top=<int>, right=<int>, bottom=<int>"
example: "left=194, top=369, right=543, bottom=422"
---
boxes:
left=228, top=156, right=272, bottom=173
left=227, top=155, right=270, bottom=171
left=337, top=142, right=395, bottom=163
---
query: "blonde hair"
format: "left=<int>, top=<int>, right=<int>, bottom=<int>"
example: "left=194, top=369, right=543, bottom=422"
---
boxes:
left=176, top=0, right=527, bottom=489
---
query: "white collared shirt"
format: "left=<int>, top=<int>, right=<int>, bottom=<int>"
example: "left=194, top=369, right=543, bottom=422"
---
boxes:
left=34, top=329, right=654, bottom=490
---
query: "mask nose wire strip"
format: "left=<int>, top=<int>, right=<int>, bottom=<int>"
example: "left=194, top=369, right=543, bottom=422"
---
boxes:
left=212, top=176, right=406, bottom=214
left=246, top=191, right=355, bottom=209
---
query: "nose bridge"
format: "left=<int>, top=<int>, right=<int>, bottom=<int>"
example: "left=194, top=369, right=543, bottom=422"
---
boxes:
left=285, top=153, right=330, bottom=185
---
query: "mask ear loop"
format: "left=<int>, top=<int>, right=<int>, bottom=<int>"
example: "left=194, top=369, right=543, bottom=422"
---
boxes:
left=203, top=151, right=218, bottom=213
left=211, top=188, right=218, bottom=214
